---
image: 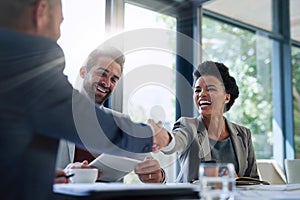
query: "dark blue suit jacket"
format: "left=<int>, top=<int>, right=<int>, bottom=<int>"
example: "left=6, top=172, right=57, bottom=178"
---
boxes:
left=0, top=29, right=153, bottom=200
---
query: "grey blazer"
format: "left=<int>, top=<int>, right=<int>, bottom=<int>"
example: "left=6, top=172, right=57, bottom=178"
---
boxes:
left=162, top=116, right=259, bottom=182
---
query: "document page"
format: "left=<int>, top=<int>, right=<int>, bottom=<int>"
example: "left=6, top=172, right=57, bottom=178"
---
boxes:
left=88, top=153, right=144, bottom=182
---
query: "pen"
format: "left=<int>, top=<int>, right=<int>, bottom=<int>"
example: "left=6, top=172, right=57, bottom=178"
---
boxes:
left=65, top=173, right=75, bottom=178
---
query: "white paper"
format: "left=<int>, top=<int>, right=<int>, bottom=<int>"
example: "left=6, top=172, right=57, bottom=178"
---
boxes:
left=88, top=154, right=144, bottom=182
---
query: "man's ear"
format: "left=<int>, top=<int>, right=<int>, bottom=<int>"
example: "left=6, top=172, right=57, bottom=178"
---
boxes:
left=32, top=0, right=48, bottom=28
left=80, top=67, right=87, bottom=78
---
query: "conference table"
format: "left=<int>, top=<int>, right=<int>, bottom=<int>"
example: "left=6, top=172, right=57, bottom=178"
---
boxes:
left=53, top=182, right=198, bottom=200
left=53, top=182, right=300, bottom=200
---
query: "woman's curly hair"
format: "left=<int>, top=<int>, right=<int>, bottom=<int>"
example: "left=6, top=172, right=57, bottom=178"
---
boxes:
left=193, top=61, right=239, bottom=112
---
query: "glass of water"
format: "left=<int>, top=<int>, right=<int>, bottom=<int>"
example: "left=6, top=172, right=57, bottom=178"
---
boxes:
left=199, top=162, right=235, bottom=200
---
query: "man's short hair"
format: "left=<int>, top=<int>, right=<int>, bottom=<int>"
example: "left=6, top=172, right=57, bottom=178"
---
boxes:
left=84, top=46, right=125, bottom=72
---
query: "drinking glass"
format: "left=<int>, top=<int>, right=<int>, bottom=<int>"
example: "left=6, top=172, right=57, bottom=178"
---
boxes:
left=199, top=163, right=235, bottom=200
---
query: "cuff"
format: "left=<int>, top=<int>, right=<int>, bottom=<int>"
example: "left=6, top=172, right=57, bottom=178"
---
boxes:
left=161, top=131, right=175, bottom=152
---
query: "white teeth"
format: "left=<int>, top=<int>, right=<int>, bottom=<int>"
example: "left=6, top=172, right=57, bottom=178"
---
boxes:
left=199, top=100, right=211, bottom=104
left=96, top=85, right=107, bottom=93
left=199, top=100, right=211, bottom=107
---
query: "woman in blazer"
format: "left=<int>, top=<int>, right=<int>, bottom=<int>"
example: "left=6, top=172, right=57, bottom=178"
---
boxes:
left=162, top=61, right=259, bottom=182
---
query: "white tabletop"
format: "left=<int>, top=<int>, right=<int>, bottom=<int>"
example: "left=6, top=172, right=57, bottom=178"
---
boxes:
left=53, top=182, right=300, bottom=200
left=235, top=184, right=300, bottom=200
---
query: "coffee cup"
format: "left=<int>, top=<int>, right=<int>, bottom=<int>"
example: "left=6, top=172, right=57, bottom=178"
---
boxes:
left=67, top=168, right=98, bottom=184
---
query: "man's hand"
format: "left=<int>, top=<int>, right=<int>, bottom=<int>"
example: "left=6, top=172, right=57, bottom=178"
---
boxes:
left=65, top=160, right=102, bottom=179
left=64, top=160, right=90, bottom=169
left=55, top=169, right=70, bottom=184
left=134, top=157, right=164, bottom=183
left=147, top=119, right=171, bottom=152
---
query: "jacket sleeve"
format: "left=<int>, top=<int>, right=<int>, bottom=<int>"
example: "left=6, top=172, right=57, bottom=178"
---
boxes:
left=30, top=40, right=153, bottom=155
left=161, top=117, right=198, bottom=155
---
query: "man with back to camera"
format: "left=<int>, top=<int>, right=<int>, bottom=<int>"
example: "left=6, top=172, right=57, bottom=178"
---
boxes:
left=56, top=46, right=166, bottom=184
left=0, top=0, right=170, bottom=199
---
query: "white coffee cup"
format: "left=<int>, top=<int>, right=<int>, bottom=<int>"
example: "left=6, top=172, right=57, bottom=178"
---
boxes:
left=67, top=168, right=98, bottom=184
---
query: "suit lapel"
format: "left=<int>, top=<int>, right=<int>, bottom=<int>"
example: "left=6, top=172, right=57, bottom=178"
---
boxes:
left=197, top=116, right=212, bottom=161
left=225, top=119, right=244, bottom=175
left=67, top=141, right=76, bottom=162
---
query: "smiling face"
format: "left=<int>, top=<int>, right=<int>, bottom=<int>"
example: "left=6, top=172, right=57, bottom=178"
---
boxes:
left=193, top=75, right=230, bottom=118
left=81, top=56, right=122, bottom=105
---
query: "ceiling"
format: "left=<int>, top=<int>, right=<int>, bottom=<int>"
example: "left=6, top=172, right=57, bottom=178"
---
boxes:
left=126, top=0, right=300, bottom=42
left=203, top=0, right=300, bottom=42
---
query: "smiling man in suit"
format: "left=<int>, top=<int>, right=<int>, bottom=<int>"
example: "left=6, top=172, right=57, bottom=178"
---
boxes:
left=56, top=46, right=166, bottom=184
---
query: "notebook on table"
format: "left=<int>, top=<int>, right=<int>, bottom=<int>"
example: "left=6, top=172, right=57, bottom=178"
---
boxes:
left=235, top=177, right=270, bottom=185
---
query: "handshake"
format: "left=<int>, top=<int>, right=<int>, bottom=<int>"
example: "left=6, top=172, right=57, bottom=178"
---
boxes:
left=147, top=119, right=171, bottom=152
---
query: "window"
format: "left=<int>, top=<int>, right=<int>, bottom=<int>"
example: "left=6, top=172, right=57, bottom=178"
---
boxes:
left=290, top=0, right=300, bottom=42
left=292, top=46, right=300, bottom=158
left=123, top=3, right=177, bottom=182
left=58, top=0, right=106, bottom=88
left=123, top=3, right=176, bottom=127
left=202, top=16, right=273, bottom=158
